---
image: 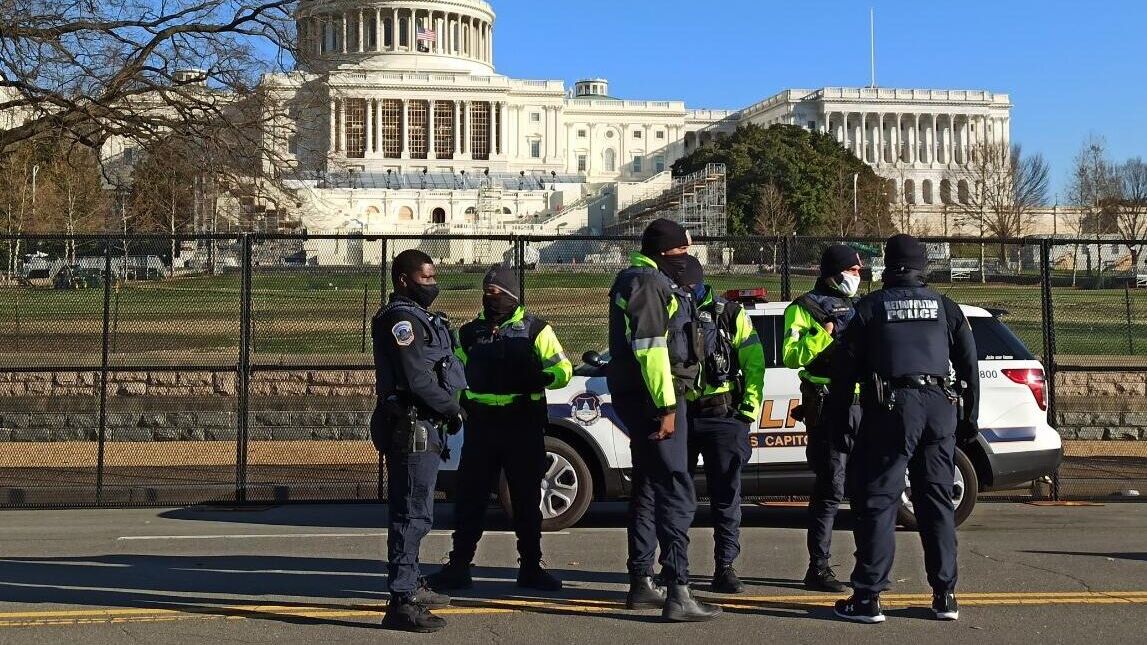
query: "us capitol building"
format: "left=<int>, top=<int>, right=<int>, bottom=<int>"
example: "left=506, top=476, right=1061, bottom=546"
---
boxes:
left=259, top=0, right=1014, bottom=237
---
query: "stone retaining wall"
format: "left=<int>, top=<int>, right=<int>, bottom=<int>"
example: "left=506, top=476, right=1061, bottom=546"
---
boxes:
left=1, top=369, right=1145, bottom=442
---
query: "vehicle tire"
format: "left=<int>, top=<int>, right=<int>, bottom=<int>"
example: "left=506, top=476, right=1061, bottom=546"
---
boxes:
left=498, top=434, right=594, bottom=532
left=896, top=447, right=979, bottom=530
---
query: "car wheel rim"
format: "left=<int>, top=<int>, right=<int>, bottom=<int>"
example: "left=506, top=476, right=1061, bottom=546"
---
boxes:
left=901, top=466, right=966, bottom=517
left=539, top=452, right=578, bottom=520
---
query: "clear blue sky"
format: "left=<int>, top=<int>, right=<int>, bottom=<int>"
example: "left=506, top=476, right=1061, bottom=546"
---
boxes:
left=483, top=0, right=1146, bottom=200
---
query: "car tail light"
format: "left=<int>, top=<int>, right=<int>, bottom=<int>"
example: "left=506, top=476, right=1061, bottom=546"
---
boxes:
left=725, top=287, right=769, bottom=303
left=1002, top=368, right=1046, bottom=411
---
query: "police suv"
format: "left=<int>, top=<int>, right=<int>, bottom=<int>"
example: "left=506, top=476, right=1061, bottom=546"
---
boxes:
left=439, top=288, right=1063, bottom=531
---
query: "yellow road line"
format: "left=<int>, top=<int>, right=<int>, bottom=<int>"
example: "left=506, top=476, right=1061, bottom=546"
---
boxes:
left=2, top=591, right=1144, bottom=628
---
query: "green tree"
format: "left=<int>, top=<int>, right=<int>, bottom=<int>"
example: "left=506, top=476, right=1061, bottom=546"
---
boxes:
left=672, top=123, right=891, bottom=235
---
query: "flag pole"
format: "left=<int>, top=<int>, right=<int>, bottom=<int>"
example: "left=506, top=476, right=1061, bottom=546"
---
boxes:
left=870, top=8, right=877, bottom=88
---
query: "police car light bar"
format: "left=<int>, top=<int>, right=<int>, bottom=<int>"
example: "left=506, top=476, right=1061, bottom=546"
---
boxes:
left=725, top=288, right=769, bottom=303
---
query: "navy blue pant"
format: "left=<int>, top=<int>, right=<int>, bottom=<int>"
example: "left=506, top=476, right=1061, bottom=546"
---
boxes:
left=687, top=415, right=751, bottom=570
left=801, top=381, right=862, bottom=569
left=617, top=398, right=695, bottom=585
left=847, top=386, right=958, bottom=597
left=450, top=398, right=546, bottom=565
left=384, top=420, right=443, bottom=599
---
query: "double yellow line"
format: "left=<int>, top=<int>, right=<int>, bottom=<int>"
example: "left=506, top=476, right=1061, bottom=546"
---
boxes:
left=2, top=592, right=1145, bottom=628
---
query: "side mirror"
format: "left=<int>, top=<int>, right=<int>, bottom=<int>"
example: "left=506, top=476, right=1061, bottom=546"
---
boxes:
left=582, top=351, right=606, bottom=368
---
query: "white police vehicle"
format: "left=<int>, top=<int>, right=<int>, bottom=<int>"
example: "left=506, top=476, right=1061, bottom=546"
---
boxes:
left=439, top=288, right=1063, bottom=531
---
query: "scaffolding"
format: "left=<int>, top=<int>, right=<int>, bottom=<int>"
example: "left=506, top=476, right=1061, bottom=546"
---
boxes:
left=606, top=163, right=727, bottom=238
left=473, top=183, right=504, bottom=260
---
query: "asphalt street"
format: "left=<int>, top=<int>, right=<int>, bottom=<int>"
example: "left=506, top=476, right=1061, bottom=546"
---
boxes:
left=0, top=501, right=1145, bottom=644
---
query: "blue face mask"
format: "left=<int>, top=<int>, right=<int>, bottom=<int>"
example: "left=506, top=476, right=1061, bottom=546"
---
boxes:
left=691, top=283, right=707, bottom=302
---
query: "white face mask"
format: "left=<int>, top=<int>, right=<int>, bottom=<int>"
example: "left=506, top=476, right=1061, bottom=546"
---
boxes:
left=837, top=273, right=861, bottom=297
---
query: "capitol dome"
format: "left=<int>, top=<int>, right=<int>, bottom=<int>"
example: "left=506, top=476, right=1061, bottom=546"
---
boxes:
left=296, top=0, right=496, bottom=75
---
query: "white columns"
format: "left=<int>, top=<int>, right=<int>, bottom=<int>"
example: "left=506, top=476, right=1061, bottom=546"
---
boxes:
left=329, top=99, right=337, bottom=152
left=401, top=99, right=410, bottom=159
left=911, top=114, right=920, bottom=164
left=338, top=99, right=347, bottom=154
left=357, top=9, right=364, bottom=52
left=487, top=100, right=497, bottom=157
left=463, top=100, right=472, bottom=158
left=860, top=114, right=867, bottom=163
left=365, top=98, right=374, bottom=155
left=392, top=9, right=399, bottom=51
left=499, top=102, right=509, bottom=157
left=428, top=100, right=436, bottom=159
left=374, top=8, right=382, bottom=52
left=929, top=115, right=937, bottom=165
left=454, top=101, right=462, bottom=156
left=408, top=10, right=415, bottom=52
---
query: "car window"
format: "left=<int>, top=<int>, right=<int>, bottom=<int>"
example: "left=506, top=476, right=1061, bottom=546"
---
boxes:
left=750, top=315, right=785, bottom=369
left=969, top=316, right=1035, bottom=361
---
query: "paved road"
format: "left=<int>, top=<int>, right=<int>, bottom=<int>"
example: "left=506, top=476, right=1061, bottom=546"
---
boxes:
left=1, top=502, right=1145, bottom=644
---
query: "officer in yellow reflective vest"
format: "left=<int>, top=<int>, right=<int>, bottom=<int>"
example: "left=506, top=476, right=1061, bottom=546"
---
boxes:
left=783, top=244, right=863, bottom=593
left=428, top=264, right=572, bottom=593
left=681, top=255, right=765, bottom=594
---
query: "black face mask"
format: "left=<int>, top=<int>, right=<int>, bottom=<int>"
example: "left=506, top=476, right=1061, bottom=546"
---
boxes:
left=404, top=281, right=440, bottom=309
left=654, top=253, right=690, bottom=286
left=483, top=293, right=519, bottom=321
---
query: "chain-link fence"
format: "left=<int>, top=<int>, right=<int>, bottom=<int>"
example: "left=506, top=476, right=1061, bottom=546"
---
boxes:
left=1, top=233, right=1145, bottom=507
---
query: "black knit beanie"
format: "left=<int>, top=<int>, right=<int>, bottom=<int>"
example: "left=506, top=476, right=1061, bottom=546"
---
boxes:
left=641, top=218, right=690, bottom=256
left=884, top=234, right=928, bottom=272
left=483, top=264, right=520, bottom=300
left=820, top=244, right=862, bottom=277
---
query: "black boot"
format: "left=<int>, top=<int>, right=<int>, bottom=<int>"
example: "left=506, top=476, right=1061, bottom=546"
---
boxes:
left=711, top=566, right=745, bottom=594
left=425, top=559, right=473, bottom=591
left=804, top=564, right=847, bottom=593
left=410, top=578, right=451, bottom=609
left=381, top=597, right=447, bottom=633
left=625, top=574, right=667, bottom=610
left=517, top=560, right=563, bottom=592
left=662, top=584, right=723, bottom=622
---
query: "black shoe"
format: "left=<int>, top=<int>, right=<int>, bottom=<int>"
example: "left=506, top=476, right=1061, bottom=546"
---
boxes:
left=410, top=578, right=451, bottom=609
left=425, top=560, right=473, bottom=591
left=626, top=574, right=667, bottom=610
left=382, top=599, right=447, bottom=633
left=834, top=594, right=885, bottom=624
left=517, top=560, right=563, bottom=592
left=804, top=564, right=848, bottom=593
left=662, top=584, right=723, bottom=622
left=711, top=566, right=745, bottom=594
left=932, top=591, right=959, bottom=621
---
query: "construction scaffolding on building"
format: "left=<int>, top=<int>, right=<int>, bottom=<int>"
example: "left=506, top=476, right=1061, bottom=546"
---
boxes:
left=606, top=163, right=728, bottom=238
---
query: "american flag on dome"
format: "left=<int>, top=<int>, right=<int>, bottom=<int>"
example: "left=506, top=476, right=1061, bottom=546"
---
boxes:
left=416, top=27, right=437, bottom=44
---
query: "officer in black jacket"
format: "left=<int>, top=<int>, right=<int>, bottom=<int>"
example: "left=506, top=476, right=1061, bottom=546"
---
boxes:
left=372, top=249, right=468, bottom=633
left=826, top=234, right=979, bottom=625
left=608, top=218, right=721, bottom=623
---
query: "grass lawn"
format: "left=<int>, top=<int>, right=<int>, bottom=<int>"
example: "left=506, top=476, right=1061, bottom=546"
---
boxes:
left=1, top=267, right=1143, bottom=365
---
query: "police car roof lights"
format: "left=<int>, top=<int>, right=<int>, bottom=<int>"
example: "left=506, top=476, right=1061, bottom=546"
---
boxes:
left=725, top=287, right=769, bottom=303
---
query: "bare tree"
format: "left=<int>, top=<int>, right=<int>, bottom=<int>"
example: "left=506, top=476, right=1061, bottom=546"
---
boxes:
left=43, top=145, right=108, bottom=262
left=0, top=1, right=295, bottom=154
left=947, top=141, right=1049, bottom=271
left=1065, top=137, right=1119, bottom=284
left=1113, top=158, right=1147, bottom=275
left=752, top=181, right=793, bottom=269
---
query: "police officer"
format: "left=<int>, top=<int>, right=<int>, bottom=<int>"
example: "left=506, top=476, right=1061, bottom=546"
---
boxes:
left=781, top=244, right=863, bottom=593
left=608, top=218, right=721, bottom=622
left=681, top=256, right=765, bottom=594
left=371, top=249, right=468, bottom=633
left=826, top=234, right=979, bottom=624
left=428, top=265, right=573, bottom=592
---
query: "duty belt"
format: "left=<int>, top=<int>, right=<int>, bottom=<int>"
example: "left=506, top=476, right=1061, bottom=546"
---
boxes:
left=890, top=375, right=951, bottom=389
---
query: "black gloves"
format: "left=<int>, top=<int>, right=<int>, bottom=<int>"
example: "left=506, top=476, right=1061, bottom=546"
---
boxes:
left=446, top=408, right=467, bottom=435
left=734, top=411, right=755, bottom=425
left=956, top=419, right=979, bottom=445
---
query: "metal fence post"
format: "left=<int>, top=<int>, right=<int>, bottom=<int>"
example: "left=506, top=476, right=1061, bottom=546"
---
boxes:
left=236, top=234, right=253, bottom=504
left=516, top=236, right=526, bottom=305
left=1039, top=239, right=1060, bottom=500
left=780, top=235, right=792, bottom=301
left=96, top=237, right=113, bottom=503
left=379, top=237, right=388, bottom=305
left=1125, top=283, right=1135, bottom=355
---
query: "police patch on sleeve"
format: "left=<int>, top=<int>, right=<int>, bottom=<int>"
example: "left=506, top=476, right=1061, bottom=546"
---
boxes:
left=391, top=321, right=415, bottom=346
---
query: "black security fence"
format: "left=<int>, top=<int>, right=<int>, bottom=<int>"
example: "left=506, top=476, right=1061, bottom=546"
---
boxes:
left=1, top=233, right=1145, bottom=508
